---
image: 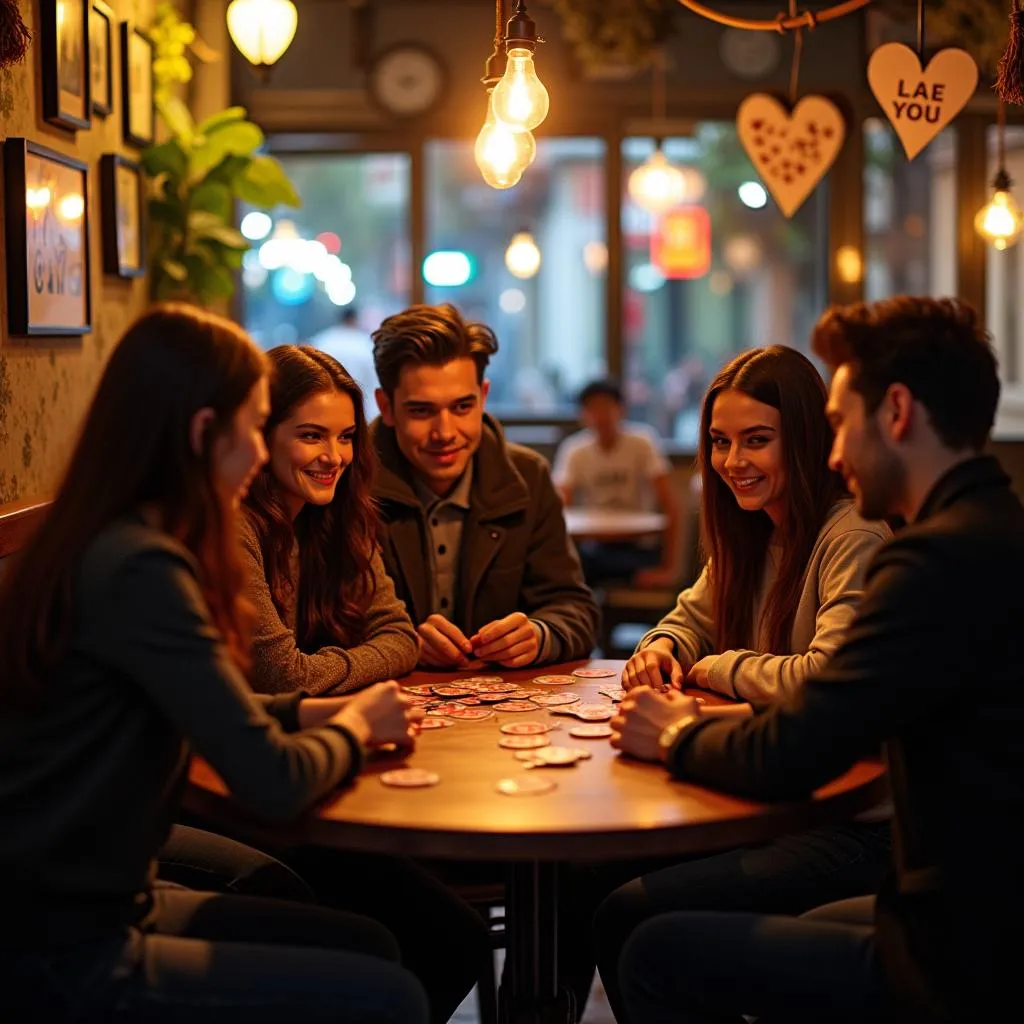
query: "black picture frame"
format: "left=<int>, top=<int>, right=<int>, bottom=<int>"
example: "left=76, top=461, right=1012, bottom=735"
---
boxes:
left=40, top=0, right=92, bottom=131
left=90, top=0, right=114, bottom=118
left=120, top=22, right=154, bottom=148
left=3, top=139, right=92, bottom=337
left=100, top=155, right=146, bottom=278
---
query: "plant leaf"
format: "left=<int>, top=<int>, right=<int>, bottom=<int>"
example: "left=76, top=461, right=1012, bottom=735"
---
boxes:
left=188, top=121, right=264, bottom=179
left=157, top=95, right=195, bottom=140
left=189, top=180, right=233, bottom=219
left=160, top=258, right=188, bottom=282
left=187, top=211, right=248, bottom=249
left=195, top=106, right=248, bottom=135
left=235, top=155, right=302, bottom=208
left=141, top=140, right=188, bottom=180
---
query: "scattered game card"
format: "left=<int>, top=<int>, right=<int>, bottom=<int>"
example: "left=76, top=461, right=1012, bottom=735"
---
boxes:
left=569, top=723, right=614, bottom=739
left=473, top=692, right=517, bottom=704
left=416, top=717, right=454, bottom=731
left=500, top=721, right=553, bottom=736
left=522, top=746, right=583, bottom=767
left=598, top=687, right=627, bottom=702
left=404, top=685, right=436, bottom=696
left=499, top=735, right=551, bottom=750
left=504, top=689, right=537, bottom=700
left=496, top=776, right=556, bottom=796
left=531, top=674, right=578, bottom=685
left=551, top=703, right=614, bottom=722
left=530, top=693, right=580, bottom=707
left=571, top=667, right=617, bottom=678
left=455, top=695, right=483, bottom=706
left=445, top=706, right=495, bottom=721
left=493, top=700, right=537, bottom=713
left=404, top=694, right=436, bottom=707
left=380, top=769, right=440, bottom=788
left=432, top=685, right=476, bottom=698
left=427, top=705, right=464, bottom=716
left=461, top=676, right=506, bottom=687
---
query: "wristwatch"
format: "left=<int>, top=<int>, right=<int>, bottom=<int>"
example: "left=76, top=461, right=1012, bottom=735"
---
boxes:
left=658, top=714, right=700, bottom=763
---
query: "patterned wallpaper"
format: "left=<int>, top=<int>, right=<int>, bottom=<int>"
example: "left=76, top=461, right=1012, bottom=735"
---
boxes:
left=0, top=0, right=155, bottom=505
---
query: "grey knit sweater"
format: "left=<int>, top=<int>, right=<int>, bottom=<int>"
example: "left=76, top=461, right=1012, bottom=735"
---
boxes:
left=240, top=513, right=419, bottom=696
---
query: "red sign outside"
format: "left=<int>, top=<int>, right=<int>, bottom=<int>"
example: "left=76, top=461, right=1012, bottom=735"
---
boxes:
left=650, top=206, right=712, bottom=279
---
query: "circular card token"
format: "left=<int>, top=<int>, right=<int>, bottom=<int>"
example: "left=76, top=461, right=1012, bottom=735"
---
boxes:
left=380, top=768, right=440, bottom=788
left=432, top=684, right=475, bottom=698
left=599, top=687, right=627, bottom=702
left=569, top=723, right=614, bottom=738
left=505, top=689, right=537, bottom=700
left=531, top=674, right=578, bottom=685
left=417, top=717, right=454, bottom=731
left=553, top=703, right=614, bottom=721
left=404, top=694, right=435, bottom=707
left=474, top=682, right=517, bottom=694
left=496, top=776, right=556, bottom=796
left=499, top=734, right=550, bottom=750
left=461, top=675, right=506, bottom=686
left=500, top=721, right=552, bottom=736
left=473, top=691, right=517, bottom=704
left=426, top=705, right=463, bottom=716
left=456, top=695, right=483, bottom=706
left=404, top=685, right=436, bottom=696
left=528, top=746, right=583, bottom=766
left=493, top=700, right=538, bottom=712
left=571, top=667, right=617, bottom=678
left=445, top=706, right=494, bottom=721
left=530, top=692, right=580, bottom=707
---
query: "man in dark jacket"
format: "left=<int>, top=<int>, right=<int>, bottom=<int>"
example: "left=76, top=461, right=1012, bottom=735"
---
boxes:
left=612, top=296, right=1024, bottom=1024
left=370, top=303, right=598, bottom=669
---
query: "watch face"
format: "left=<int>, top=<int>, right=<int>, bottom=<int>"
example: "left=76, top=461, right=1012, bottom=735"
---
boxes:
left=368, top=45, right=445, bottom=117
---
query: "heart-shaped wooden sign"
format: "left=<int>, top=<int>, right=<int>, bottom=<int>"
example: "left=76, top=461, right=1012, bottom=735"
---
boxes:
left=867, top=43, right=977, bottom=160
left=736, top=94, right=846, bottom=218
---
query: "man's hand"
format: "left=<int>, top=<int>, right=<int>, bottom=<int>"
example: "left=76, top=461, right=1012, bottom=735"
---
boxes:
left=632, top=565, right=677, bottom=589
left=622, top=640, right=685, bottom=692
left=686, top=655, right=718, bottom=689
left=331, top=681, right=424, bottom=751
left=470, top=612, right=541, bottom=667
left=611, top=687, right=701, bottom=763
left=417, top=615, right=483, bottom=669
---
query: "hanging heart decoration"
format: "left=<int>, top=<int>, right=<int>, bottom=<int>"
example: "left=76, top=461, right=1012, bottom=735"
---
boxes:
left=867, top=43, right=978, bottom=161
left=736, top=93, right=846, bottom=218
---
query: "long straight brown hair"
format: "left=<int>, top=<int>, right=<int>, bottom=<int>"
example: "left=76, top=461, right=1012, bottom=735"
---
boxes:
left=244, top=346, right=377, bottom=651
left=0, top=304, right=268, bottom=703
left=698, top=345, right=846, bottom=654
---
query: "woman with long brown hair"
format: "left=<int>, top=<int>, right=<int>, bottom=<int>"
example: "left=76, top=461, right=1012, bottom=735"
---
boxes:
left=590, top=345, right=893, bottom=1023
left=0, top=304, right=428, bottom=1022
left=241, top=345, right=418, bottom=695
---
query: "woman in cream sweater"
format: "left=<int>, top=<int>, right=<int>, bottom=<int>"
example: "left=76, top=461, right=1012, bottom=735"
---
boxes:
left=590, top=346, right=892, bottom=1024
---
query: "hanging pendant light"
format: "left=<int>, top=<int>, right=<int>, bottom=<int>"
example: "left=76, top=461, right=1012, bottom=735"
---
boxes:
left=976, top=98, right=1024, bottom=251
left=475, top=90, right=536, bottom=190
left=505, top=230, right=541, bottom=278
left=490, top=1, right=549, bottom=133
left=629, top=149, right=688, bottom=214
left=227, top=0, right=298, bottom=77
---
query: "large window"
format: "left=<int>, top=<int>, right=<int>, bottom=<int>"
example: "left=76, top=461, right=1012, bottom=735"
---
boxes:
left=240, top=152, right=412, bottom=350
left=424, top=137, right=606, bottom=415
left=863, top=119, right=956, bottom=301
left=622, top=129, right=829, bottom=447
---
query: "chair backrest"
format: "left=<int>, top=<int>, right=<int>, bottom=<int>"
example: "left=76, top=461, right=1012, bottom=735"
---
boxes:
left=664, top=466, right=703, bottom=590
left=0, top=500, right=50, bottom=582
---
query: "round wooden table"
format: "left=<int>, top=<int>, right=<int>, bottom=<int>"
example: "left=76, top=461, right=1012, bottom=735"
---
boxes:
left=186, top=660, right=887, bottom=1024
left=563, top=509, right=667, bottom=543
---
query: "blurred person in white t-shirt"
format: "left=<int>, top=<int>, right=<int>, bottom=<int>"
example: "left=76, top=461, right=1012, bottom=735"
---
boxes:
left=309, top=307, right=379, bottom=418
left=553, top=378, right=679, bottom=588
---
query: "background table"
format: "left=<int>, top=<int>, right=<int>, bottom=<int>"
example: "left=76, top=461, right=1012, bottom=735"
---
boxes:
left=187, top=660, right=887, bottom=1024
left=563, top=509, right=667, bottom=544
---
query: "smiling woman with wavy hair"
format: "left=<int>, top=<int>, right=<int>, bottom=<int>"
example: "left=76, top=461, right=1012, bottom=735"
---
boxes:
left=241, top=345, right=418, bottom=696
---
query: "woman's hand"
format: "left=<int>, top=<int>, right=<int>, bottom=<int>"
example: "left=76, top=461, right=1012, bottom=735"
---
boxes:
left=686, top=655, right=718, bottom=690
left=622, top=640, right=685, bottom=692
left=330, top=681, right=423, bottom=750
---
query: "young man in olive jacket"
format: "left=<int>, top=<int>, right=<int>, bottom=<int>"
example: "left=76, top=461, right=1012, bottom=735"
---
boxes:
left=612, top=296, right=1024, bottom=1024
left=369, top=303, right=598, bottom=669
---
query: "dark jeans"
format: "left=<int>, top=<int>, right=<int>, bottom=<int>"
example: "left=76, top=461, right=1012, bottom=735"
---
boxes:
left=159, top=825, right=489, bottom=1024
left=0, top=886, right=427, bottom=1023
left=578, top=540, right=661, bottom=587
left=581, top=820, right=891, bottom=1022
left=619, top=895, right=883, bottom=1023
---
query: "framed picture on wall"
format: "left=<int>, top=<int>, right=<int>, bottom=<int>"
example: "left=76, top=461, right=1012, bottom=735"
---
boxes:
left=90, top=0, right=114, bottom=118
left=40, top=0, right=91, bottom=131
left=100, top=155, right=145, bottom=278
left=2, top=139, right=91, bottom=336
left=120, top=22, right=154, bottom=148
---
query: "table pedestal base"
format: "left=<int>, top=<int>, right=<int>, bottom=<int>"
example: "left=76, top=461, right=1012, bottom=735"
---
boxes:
left=501, top=860, right=575, bottom=1024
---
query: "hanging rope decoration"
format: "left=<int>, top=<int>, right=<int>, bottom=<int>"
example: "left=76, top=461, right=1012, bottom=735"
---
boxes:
left=674, top=0, right=871, bottom=33
left=0, top=0, right=30, bottom=69
left=997, top=0, right=1024, bottom=105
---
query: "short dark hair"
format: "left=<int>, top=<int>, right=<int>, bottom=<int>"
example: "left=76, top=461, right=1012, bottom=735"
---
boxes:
left=578, top=378, right=623, bottom=406
left=811, top=296, right=1000, bottom=451
left=372, top=303, right=499, bottom=395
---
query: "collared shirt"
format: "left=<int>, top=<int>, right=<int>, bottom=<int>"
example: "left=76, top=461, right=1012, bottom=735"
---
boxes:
left=413, top=464, right=557, bottom=662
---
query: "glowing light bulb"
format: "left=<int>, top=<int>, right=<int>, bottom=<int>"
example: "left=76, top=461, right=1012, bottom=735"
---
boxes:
left=628, top=150, right=687, bottom=215
left=975, top=185, right=1024, bottom=251
left=490, top=47, right=549, bottom=133
left=474, top=100, right=534, bottom=190
left=505, top=230, right=541, bottom=279
left=226, top=0, right=297, bottom=71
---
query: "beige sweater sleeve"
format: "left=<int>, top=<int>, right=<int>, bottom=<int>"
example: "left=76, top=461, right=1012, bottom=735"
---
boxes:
left=705, top=527, right=887, bottom=702
left=636, top=563, right=716, bottom=669
left=241, top=521, right=419, bottom=697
